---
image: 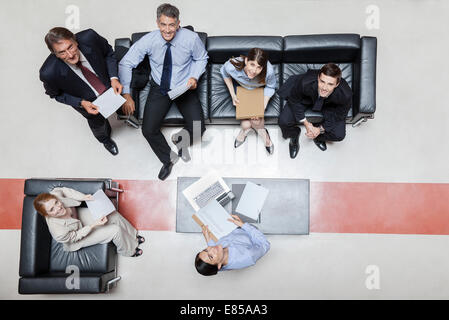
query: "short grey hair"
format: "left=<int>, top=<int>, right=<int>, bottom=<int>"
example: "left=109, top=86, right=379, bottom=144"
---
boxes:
left=157, top=3, right=180, bottom=20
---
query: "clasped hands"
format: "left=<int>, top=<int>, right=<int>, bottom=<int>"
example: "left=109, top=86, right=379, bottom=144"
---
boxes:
left=81, top=78, right=124, bottom=115
left=304, top=121, right=322, bottom=139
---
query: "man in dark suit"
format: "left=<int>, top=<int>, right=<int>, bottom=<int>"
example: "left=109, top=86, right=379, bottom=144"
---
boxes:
left=39, top=27, right=123, bottom=155
left=278, top=63, right=352, bottom=158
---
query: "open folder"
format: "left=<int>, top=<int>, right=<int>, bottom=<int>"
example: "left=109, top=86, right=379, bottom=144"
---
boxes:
left=192, top=199, right=237, bottom=242
left=236, top=87, right=264, bottom=119
left=93, top=87, right=126, bottom=118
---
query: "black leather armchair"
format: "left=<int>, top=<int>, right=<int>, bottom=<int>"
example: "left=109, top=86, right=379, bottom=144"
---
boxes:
left=18, top=178, right=123, bottom=294
left=114, top=31, right=376, bottom=127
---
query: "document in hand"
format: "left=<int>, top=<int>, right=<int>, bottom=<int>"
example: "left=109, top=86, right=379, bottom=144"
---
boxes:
left=192, top=199, right=237, bottom=242
left=168, top=83, right=192, bottom=100
left=235, top=181, right=269, bottom=220
left=93, top=87, right=126, bottom=118
left=86, top=189, right=116, bottom=220
left=236, top=87, right=264, bottom=120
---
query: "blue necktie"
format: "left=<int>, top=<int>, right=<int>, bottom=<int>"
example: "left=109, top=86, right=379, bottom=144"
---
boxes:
left=160, top=42, right=172, bottom=95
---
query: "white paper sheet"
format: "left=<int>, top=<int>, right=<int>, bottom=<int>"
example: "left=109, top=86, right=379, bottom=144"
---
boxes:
left=93, top=87, right=126, bottom=118
left=196, top=199, right=237, bottom=240
left=85, top=189, right=116, bottom=220
left=235, top=181, right=269, bottom=220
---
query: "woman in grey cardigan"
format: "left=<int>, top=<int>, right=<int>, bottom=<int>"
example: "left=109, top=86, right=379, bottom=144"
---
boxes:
left=33, top=187, right=144, bottom=257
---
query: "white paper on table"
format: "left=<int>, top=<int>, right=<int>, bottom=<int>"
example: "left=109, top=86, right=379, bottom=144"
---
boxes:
left=235, top=181, right=269, bottom=220
left=93, top=87, right=126, bottom=118
left=86, top=189, right=116, bottom=220
left=196, top=200, right=237, bottom=240
left=168, top=83, right=192, bottom=100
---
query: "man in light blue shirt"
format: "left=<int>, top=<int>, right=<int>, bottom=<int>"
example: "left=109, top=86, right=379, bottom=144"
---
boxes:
left=119, top=3, right=208, bottom=180
left=195, top=215, right=271, bottom=275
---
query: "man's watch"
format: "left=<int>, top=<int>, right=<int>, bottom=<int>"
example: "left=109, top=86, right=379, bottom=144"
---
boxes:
left=319, top=126, right=325, bottom=134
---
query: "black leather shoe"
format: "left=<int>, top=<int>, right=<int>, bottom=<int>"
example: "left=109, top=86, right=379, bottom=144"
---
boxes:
left=289, top=135, right=299, bottom=159
left=103, top=138, right=119, bottom=156
left=264, top=129, right=274, bottom=155
left=313, top=139, right=327, bottom=151
left=158, top=161, right=174, bottom=181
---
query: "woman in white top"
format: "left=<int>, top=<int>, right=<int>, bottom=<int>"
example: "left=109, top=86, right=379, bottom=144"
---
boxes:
left=220, top=48, right=277, bottom=154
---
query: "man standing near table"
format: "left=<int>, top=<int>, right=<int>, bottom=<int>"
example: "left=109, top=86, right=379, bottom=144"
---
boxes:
left=119, top=3, right=208, bottom=180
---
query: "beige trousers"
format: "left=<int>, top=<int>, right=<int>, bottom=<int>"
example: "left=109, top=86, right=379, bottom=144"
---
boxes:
left=74, top=208, right=139, bottom=257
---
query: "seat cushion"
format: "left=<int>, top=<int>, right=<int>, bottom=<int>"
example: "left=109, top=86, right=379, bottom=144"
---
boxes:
left=49, top=240, right=116, bottom=274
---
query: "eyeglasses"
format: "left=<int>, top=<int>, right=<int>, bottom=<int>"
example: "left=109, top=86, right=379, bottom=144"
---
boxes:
left=55, top=42, right=78, bottom=58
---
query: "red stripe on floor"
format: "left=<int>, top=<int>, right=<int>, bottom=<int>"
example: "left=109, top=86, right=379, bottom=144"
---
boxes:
left=116, top=179, right=177, bottom=231
left=310, top=182, right=449, bottom=234
left=1, top=179, right=448, bottom=235
left=0, top=179, right=24, bottom=229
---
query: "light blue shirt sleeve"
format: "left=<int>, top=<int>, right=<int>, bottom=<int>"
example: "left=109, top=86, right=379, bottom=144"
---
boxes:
left=241, top=223, right=271, bottom=263
left=220, top=60, right=232, bottom=79
left=189, top=34, right=208, bottom=81
left=264, top=62, right=277, bottom=98
left=118, top=33, right=152, bottom=95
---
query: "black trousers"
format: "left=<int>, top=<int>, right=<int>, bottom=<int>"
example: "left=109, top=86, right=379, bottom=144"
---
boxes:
left=142, top=80, right=206, bottom=164
left=75, top=107, right=111, bottom=144
left=278, top=103, right=345, bottom=142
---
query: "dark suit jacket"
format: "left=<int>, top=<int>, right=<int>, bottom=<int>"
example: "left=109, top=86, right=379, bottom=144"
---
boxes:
left=39, top=29, right=118, bottom=110
left=278, top=69, right=352, bottom=133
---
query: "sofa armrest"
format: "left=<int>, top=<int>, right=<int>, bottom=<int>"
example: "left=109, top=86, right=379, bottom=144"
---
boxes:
left=19, top=197, right=52, bottom=277
left=357, top=36, right=377, bottom=118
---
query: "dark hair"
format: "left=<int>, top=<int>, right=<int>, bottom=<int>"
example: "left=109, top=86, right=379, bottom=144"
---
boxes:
left=195, top=252, right=218, bottom=276
left=33, top=193, right=58, bottom=217
left=319, top=63, right=342, bottom=84
left=157, top=3, right=180, bottom=20
left=230, top=48, right=268, bottom=84
left=44, top=27, right=76, bottom=53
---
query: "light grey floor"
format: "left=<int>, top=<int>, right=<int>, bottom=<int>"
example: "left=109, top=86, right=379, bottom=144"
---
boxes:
left=0, top=0, right=448, bottom=299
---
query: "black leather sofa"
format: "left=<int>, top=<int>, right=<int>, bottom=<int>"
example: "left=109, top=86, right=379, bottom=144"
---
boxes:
left=18, top=178, right=122, bottom=294
left=115, top=31, right=376, bottom=127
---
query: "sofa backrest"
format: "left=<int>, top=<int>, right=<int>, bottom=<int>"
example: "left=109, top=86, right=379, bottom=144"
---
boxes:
left=283, top=34, right=361, bottom=119
left=115, top=32, right=376, bottom=124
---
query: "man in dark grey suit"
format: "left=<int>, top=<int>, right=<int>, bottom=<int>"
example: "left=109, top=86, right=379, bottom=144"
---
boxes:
left=40, top=27, right=123, bottom=155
